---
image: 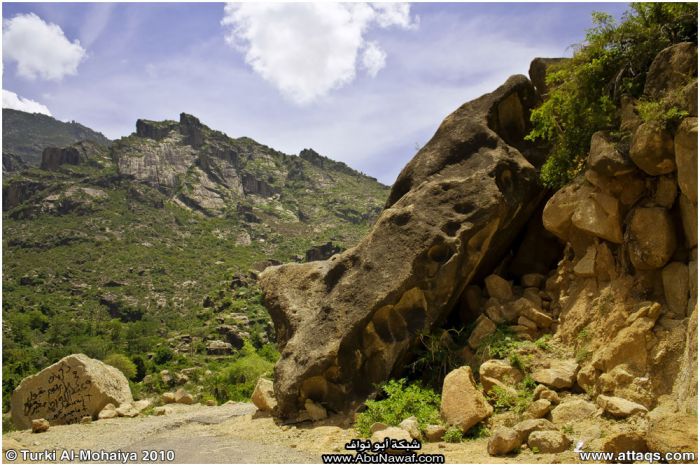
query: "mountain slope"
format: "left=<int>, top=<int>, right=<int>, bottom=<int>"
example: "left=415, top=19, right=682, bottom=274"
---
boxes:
left=2, top=112, right=389, bottom=414
left=2, top=109, right=112, bottom=166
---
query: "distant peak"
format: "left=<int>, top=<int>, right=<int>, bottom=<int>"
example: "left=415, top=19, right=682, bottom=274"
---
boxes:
left=134, top=113, right=205, bottom=148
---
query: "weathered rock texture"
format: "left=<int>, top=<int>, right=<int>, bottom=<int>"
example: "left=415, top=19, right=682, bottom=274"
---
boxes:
left=11, top=354, right=133, bottom=429
left=259, top=75, right=545, bottom=417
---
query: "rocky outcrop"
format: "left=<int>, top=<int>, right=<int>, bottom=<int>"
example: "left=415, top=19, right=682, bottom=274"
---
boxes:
left=644, top=42, right=698, bottom=99
left=305, top=242, right=344, bottom=262
left=259, top=75, right=545, bottom=418
left=528, top=58, right=565, bottom=97
left=11, top=354, right=133, bottom=429
left=441, top=366, right=493, bottom=433
left=3, top=153, right=28, bottom=173
left=40, top=146, right=82, bottom=170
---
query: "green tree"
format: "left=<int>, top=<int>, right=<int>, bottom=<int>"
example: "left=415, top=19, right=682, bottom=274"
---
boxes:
left=103, top=353, right=137, bottom=380
left=527, top=3, right=698, bottom=188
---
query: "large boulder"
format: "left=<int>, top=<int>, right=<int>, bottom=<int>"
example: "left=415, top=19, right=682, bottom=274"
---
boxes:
left=40, top=146, right=83, bottom=171
left=531, top=359, right=578, bottom=389
left=588, top=131, right=634, bottom=177
left=644, top=42, right=698, bottom=99
left=11, top=354, right=133, bottom=429
left=440, top=366, right=493, bottom=433
left=629, top=123, right=676, bottom=176
left=528, top=57, right=565, bottom=97
left=662, top=262, right=690, bottom=316
left=487, top=426, right=521, bottom=456
left=675, top=117, right=698, bottom=204
left=259, top=75, right=545, bottom=417
left=627, top=207, right=677, bottom=270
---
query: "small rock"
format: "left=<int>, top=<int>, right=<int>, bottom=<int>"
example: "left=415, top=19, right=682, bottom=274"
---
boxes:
left=31, top=418, right=50, bottom=433
left=513, top=419, right=556, bottom=443
left=596, top=395, right=648, bottom=418
left=571, top=192, right=623, bottom=243
left=161, top=392, right=176, bottom=404
left=523, top=288, right=542, bottom=307
left=654, top=175, right=678, bottom=208
left=602, top=431, right=648, bottom=454
left=440, top=366, right=493, bottom=433
left=399, top=416, right=421, bottom=440
left=251, top=378, right=277, bottom=412
left=487, top=426, right=520, bottom=456
left=573, top=245, right=597, bottom=278
left=518, top=315, right=538, bottom=331
left=550, top=399, right=596, bottom=425
left=513, top=298, right=552, bottom=328
left=80, top=416, right=92, bottom=424
left=524, top=399, right=552, bottom=419
left=479, top=359, right=523, bottom=385
left=98, top=404, right=118, bottom=420
left=116, top=403, right=139, bottom=417
left=154, top=407, right=171, bottom=416
left=370, top=427, right=413, bottom=447
left=484, top=274, right=513, bottom=301
left=662, top=262, right=690, bottom=316
left=206, top=399, right=217, bottom=407
left=133, top=399, right=152, bottom=412
left=588, top=131, right=634, bottom=176
left=304, top=399, right=327, bottom=421
left=534, top=385, right=560, bottom=404
left=174, top=388, right=193, bottom=405
left=532, top=359, right=578, bottom=389
left=425, top=424, right=446, bottom=442
left=467, top=315, right=497, bottom=349
left=627, top=207, right=677, bottom=270
left=528, top=430, right=571, bottom=453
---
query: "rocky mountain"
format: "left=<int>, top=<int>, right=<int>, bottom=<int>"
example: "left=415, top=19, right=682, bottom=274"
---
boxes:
left=2, top=109, right=112, bottom=167
left=2, top=112, right=389, bottom=415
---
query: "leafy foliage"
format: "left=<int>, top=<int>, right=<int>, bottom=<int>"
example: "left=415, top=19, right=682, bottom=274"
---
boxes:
left=103, top=353, right=137, bottom=380
left=408, top=329, right=465, bottom=389
left=355, top=379, right=441, bottom=438
left=203, top=342, right=275, bottom=403
left=442, top=426, right=464, bottom=443
left=527, top=3, right=698, bottom=188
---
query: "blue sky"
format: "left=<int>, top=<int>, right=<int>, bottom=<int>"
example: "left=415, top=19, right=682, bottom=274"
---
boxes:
left=2, top=2, right=630, bottom=184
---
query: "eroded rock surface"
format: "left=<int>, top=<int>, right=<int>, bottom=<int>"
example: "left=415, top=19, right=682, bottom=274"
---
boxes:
left=259, top=75, right=545, bottom=418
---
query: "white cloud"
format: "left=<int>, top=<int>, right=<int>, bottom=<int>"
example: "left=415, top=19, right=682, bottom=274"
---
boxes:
left=362, top=42, right=387, bottom=77
left=2, top=89, right=52, bottom=115
left=3, top=13, right=86, bottom=80
left=221, top=3, right=417, bottom=105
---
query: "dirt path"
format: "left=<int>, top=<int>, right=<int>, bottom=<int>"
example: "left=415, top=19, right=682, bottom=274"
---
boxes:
left=3, top=403, right=582, bottom=464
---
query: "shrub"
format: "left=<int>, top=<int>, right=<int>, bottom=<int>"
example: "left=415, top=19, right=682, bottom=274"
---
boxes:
left=204, top=343, right=274, bottom=403
left=527, top=3, right=698, bottom=188
left=355, top=379, right=441, bottom=437
left=443, top=426, right=463, bottom=443
left=408, top=329, right=465, bottom=389
left=104, top=353, right=137, bottom=380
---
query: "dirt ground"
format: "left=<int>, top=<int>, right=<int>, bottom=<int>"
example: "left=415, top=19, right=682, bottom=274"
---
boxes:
left=2, top=402, right=585, bottom=464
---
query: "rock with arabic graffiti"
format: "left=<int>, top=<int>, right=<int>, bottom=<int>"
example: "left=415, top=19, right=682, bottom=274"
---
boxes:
left=10, top=353, right=133, bottom=429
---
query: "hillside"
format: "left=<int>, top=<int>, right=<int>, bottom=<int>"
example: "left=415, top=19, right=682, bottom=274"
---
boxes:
left=2, top=112, right=389, bottom=416
left=2, top=109, right=112, bottom=167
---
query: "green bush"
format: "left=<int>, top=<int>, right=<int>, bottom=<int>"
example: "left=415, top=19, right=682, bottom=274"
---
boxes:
left=527, top=3, right=698, bottom=188
left=443, top=426, right=463, bottom=443
left=204, top=342, right=274, bottom=403
left=103, top=353, right=137, bottom=380
left=355, top=379, right=441, bottom=437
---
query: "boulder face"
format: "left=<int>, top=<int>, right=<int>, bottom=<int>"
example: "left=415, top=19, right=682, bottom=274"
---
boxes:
left=11, top=354, right=133, bottom=429
left=40, top=147, right=82, bottom=171
left=259, top=75, right=545, bottom=418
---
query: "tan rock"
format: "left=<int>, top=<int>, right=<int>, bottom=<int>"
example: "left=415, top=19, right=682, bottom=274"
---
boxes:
left=542, top=179, right=594, bottom=241
left=523, top=288, right=542, bottom=307
left=251, top=378, right=277, bottom=412
left=517, top=315, right=538, bottom=331
left=479, top=359, right=523, bottom=385
left=425, top=424, right=446, bottom=442
left=133, top=399, right=152, bottom=412
left=399, top=417, right=421, bottom=440
left=440, top=366, right=493, bottom=433
left=620, top=96, right=642, bottom=133
left=596, top=395, right=647, bottom=418
left=588, top=131, right=634, bottom=176
left=174, top=388, right=193, bottom=405
left=467, top=315, right=497, bottom=350
left=370, top=426, right=413, bottom=446
left=98, top=404, right=117, bottom=420
left=487, top=426, right=520, bottom=456
left=80, top=416, right=92, bottom=424
left=654, top=175, right=678, bottom=208
left=528, top=430, right=571, bottom=453
left=513, top=418, right=556, bottom=443
left=206, top=399, right=217, bottom=406
left=513, top=298, right=552, bottom=328
left=662, top=262, right=690, bottom=316
left=679, top=194, right=698, bottom=248
left=573, top=245, right=597, bottom=277
left=154, top=406, right=171, bottom=416
left=571, top=192, right=623, bottom=243
left=627, top=207, right=677, bottom=270
left=116, top=403, right=139, bottom=417
left=31, top=418, right=49, bottom=433
left=602, top=431, right=648, bottom=454
left=646, top=413, right=698, bottom=458
left=644, top=42, right=698, bottom=99
left=524, top=399, right=552, bottom=419
left=304, top=399, right=327, bottom=421
left=481, top=377, right=518, bottom=398
left=550, top=399, right=596, bottom=424
left=630, top=122, right=676, bottom=175
left=10, top=354, right=133, bottom=429
left=161, top=392, right=176, bottom=404
left=484, top=274, right=513, bottom=301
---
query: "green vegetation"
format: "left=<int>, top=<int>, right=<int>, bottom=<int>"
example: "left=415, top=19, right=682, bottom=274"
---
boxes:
left=526, top=3, right=698, bottom=188
left=203, top=342, right=276, bottom=403
left=103, top=353, right=137, bottom=380
left=442, top=426, right=464, bottom=443
left=476, top=325, right=519, bottom=359
left=465, top=423, right=491, bottom=440
left=485, top=377, right=536, bottom=414
left=636, top=98, right=689, bottom=128
left=408, top=329, right=465, bottom=389
left=355, top=379, right=441, bottom=437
